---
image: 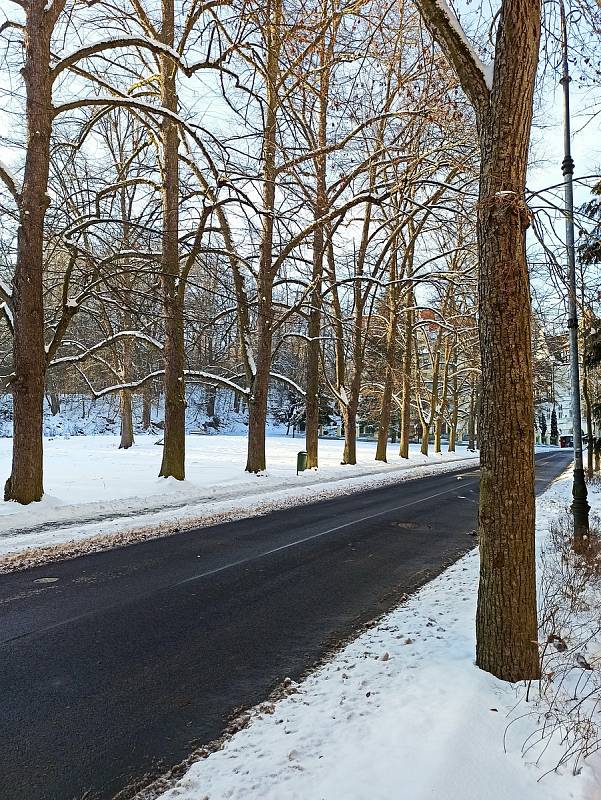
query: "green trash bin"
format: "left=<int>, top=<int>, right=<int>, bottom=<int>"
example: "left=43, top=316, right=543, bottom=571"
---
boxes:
left=297, top=451, right=308, bottom=474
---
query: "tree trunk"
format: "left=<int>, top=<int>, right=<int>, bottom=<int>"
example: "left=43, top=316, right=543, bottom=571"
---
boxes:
left=376, top=245, right=399, bottom=463
left=158, top=0, right=185, bottom=480
left=467, top=380, right=476, bottom=451
left=5, top=3, right=56, bottom=504
left=414, top=0, right=541, bottom=684
left=246, top=277, right=274, bottom=473
left=141, top=384, right=152, bottom=430
left=399, top=242, right=415, bottom=459
left=304, top=24, right=330, bottom=471
left=435, top=343, right=450, bottom=454
left=375, top=375, right=393, bottom=462
left=49, top=392, right=61, bottom=416
left=448, top=366, right=458, bottom=452
left=474, top=4, right=541, bottom=680
left=119, top=390, right=134, bottom=449
left=304, top=283, right=321, bottom=469
left=206, top=384, right=217, bottom=418
left=342, top=403, right=357, bottom=465
left=583, top=367, right=593, bottom=478
left=420, top=420, right=430, bottom=455
left=434, top=415, right=442, bottom=453
left=245, top=0, right=280, bottom=474
left=119, top=312, right=134, bottom=449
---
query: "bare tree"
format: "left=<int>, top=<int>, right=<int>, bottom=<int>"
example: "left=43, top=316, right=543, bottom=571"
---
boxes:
left=413, top=0, right=541, bottom=680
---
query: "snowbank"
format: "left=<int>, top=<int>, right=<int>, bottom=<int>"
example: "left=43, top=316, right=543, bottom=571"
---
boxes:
left=0, top=435, right=478, bottom=559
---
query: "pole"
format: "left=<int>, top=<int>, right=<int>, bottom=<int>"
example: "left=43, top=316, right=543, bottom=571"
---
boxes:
left=560, top=0, right=589, bottom=542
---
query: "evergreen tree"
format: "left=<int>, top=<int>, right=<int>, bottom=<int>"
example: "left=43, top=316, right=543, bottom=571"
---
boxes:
left=539, top=412, right=547, bottom=440
left=550, top=408, right=559, bottom=444
left=579, top=180, right=601, bottom=267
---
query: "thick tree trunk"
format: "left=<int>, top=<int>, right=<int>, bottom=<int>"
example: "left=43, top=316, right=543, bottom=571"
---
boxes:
left=304, top=29, right=330, bottom=471
left=49, top=392, right=60, bottom=416
left=141, top=384, right=152, bottom=429
left=420, top=421, right=430, bottom=455
left=435, top=345, right=450, bottom=454
left=376, top=246, right=399, bottom=463
left=414, top=0, right=541, bottom=684
left=434, top=415, right=442, bottom=453
left=305, top=224, right=323, bottom=470
left=158, top=0, right=185, bottom=480
left=245, top=0, right=280, bottom=474
left=119, top=313, right=134, bottom=449
left=399, top=302, right=413, bottom=459
left=375, top=375, right=393, bottom=462
left=398, top=246, right=415, bottom=459
left=246, top=286, right=274, bottom=473
left=206, top=384, right=217, bottom=418
left=119, top=390, right=134, bottom=449
left=475, top=2, right=541, bottom=680
left=5, top=3, right=55, bottom=504
left=341, top=403, right=357, bottom=465
left=467, top=380, right=476, bottom=451
left=448, top=367, right=458, bottom=452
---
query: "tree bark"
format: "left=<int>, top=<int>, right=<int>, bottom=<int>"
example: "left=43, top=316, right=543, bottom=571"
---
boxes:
left=5, top=2, right=58, bottom=503
left=245, top=0, right=281, bottom=473
left=414, top=0, right=542, bottom=680
left=49, top=392, right=61, bottom=416
left=448, top=359, right=458, bottom=452
left=399, top=296, right=413, bottom=459
left=435, top=342, right=450, bottom=454
left=158, top=0, right=185, bottom=480
left=341, top=403, right=357, bottom=466
left=376, top=245, right=399, bottom=463
left=304, top=16, right=331, bottom=471
left=206, top=385, right=217, bottom=418
left=141, top=383, right=152, bottom=429
left=246, top=276, right=274, bottom=472
left=583, top=366, right=593, bottom=478
left=474, top=6, right=541, bottom=681
left=119, top=390, right=134, bottom=449
left=420, top=420, right=430, bottom=456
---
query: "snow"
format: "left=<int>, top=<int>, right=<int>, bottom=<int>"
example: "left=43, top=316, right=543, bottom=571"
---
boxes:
left=0, top=157, right=18, bottom=195
left=53, top=36, right=186, bottom=75
left=432, top=0, right=493, bottom=91
left=0, top=277, right=12, bottom=299
left=152, top=471, right=601, bottom=800
left=0, top=301, right=14, bottom=326
left=0, top=435, right=478, bottom=560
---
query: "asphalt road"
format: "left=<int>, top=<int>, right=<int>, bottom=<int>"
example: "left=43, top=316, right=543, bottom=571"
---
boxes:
left=0, top=450, right=572, bottom=800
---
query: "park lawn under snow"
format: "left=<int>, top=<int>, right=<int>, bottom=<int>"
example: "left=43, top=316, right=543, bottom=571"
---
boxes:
left=0, top=434, right=479, bottom=558
left=152, top=472, right=601, bottom=800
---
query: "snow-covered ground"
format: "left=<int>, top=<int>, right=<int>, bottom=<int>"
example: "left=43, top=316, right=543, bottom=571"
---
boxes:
left=0, top=434, right=479, bottom=561
left=149, top=472, right=601, bottom=800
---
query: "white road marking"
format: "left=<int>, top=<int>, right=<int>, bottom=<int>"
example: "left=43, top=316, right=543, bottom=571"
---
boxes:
left=174, top=480, right=480, bottom=588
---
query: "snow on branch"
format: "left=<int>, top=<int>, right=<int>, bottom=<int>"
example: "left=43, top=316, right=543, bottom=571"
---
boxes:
left=0, top=158, right=19, bottom=203
left=413, top=0, right=492, bottom=118
left=0, top=302, right=14, bottom=333
left=48, top=330, right=163, bottom=368
left=269, top=373, right=306, bottom=398
left=81, top=370, right=250, bottom=399
left=0, top=277, right=12, bottom=303
left=51, top=37, right=185, bottom=81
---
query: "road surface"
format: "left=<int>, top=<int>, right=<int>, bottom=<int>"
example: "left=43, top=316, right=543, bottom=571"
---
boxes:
left=0, top=450, right=571, bottom=800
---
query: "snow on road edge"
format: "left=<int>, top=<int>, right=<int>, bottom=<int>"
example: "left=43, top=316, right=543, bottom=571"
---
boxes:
left=0, top=453, right=479, bottom=572
left=145, top=471, right=600, bottom=800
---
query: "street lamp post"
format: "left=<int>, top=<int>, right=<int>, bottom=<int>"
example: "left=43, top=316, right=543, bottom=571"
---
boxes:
left=560, top=0, right=589, bottom=542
